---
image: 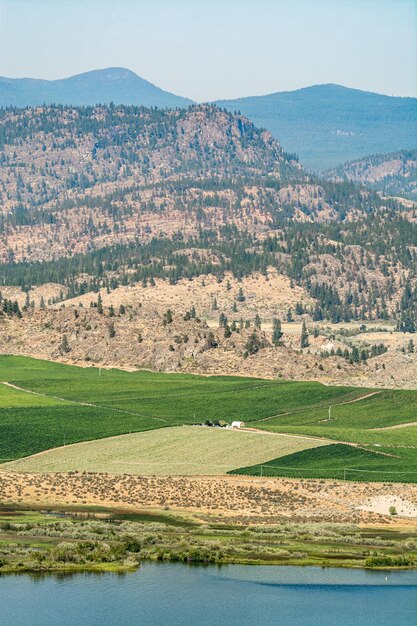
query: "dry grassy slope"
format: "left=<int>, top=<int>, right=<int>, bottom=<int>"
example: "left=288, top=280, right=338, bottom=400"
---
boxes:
left=328, top=149, right=417, bottom=201
left=0, top=300, right=335, bottom=379
left=3, top=268, right=416, bottom=388
left=1, top=104, right=414, bottom=330
left=0, top=283, right=66, bottom=308
left=2, top=103, right=395, bottom=268
left=1, top=471, right=417, bottom=525
left=0, top=270, right=313, bottom=376
left=332, top=151, right=417, bottom=184
left=336, top=157, right=411, bottom=183
left=67, top=269, right=310, bottom=319
left=2, top=270, right=417, bottom=388
left=0, top=176, right=348, bottom=264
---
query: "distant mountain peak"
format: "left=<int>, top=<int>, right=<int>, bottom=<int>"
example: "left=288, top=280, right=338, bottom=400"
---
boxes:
left=216, top=85, right=417, bottom=170
left=0, top=67, right=192, bottom=109
left=68, top=67, right=143, bottom=81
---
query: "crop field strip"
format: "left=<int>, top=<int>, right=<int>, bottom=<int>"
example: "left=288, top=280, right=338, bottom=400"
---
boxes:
left=255, top=390, right=381, bottom=423
left=2, top=426, right=330, bottom=476
left=230, top=444, right=417, bottom=483
left=1, top=355, right=417, bottom=481
left=1, top=382, right=170, bottom=424
left=248, top=389, right=417, bottom=482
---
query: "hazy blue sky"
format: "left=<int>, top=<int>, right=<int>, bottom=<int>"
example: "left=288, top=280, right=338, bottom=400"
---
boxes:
left=0, top=0, right=416, bottom=100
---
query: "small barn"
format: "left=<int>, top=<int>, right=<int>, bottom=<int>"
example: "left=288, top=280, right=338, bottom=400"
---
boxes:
left=231, top=421, right=245, bottom=429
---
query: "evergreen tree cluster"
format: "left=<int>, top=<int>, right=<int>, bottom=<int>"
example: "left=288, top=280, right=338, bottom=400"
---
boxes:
left=0, top=297, right=22, bottom=318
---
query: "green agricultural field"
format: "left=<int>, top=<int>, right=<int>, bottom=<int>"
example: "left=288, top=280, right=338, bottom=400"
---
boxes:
left=230, top=444, right=417, bottom=483
left=230, top=390, right=417, bottom=481
left=0, top=355, right=361, bottom=461
left=1, top=355, right=417, bottom=481
left=2, top=426, right=329, bottom=475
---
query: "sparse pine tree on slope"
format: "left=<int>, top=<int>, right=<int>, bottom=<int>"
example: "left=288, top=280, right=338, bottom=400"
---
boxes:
left=300, top=321, right=309, bottom=349
left=272, top=318, right=284, bottom=346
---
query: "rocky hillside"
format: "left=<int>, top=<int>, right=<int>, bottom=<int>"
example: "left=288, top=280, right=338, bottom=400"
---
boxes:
left=1, top=103, right=417, bottom=330
left=0, top=103, right=302, bottom=263
left=2, top=271, right=417, bottom=389
left=328, top=149, right=417, bottom=201
left=0, top=281, right=381, bottom=385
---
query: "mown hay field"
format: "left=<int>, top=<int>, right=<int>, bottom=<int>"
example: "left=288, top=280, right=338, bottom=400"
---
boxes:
left=1, top=426, right=329, bottom=475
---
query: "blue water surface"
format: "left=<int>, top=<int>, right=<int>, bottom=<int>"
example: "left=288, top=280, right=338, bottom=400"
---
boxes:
left=1, top=563, right=416, bottom=626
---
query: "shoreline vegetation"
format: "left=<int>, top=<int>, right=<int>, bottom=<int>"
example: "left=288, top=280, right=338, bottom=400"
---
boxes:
left=0, top=506, right=416, bottom=575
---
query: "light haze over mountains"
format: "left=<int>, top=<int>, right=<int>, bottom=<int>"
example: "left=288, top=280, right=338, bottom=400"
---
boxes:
left=0, top=67, right=416, bottom=170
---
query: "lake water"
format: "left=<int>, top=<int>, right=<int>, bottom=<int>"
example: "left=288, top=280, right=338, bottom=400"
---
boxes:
left=0, top=563, right=416, bottom=626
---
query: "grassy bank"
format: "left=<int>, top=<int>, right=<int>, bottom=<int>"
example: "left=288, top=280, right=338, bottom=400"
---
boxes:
left=0, top=506, right=416, bottom=573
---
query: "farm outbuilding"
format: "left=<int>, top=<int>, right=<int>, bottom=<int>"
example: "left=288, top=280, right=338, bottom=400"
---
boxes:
left=231, top=421, right=245, bottom=429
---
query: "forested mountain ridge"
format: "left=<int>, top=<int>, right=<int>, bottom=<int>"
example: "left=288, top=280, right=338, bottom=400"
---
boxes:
left=328, top=149, right=417, bottom=201
left=217, top=84, right=417, bottom=170
left=1, top=69, right=415, bottom=171
left=0, top=102, right=416, bottom=329
left=0, top=67, right=192, bottom=109
left=0, top=103, right=303, bottom=263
